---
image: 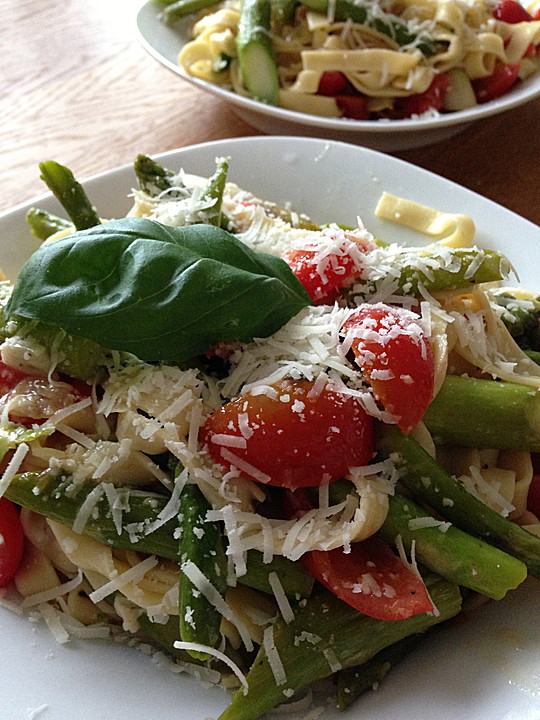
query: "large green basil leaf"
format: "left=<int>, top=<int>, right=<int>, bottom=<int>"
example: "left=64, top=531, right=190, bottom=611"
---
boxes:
left=6, top=218, right=311, bottom=362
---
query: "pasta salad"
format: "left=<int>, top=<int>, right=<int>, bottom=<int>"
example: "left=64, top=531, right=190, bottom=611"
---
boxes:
left=0, top=153, right=539, bottom=720
left=161, top=0, right=540, bottom=120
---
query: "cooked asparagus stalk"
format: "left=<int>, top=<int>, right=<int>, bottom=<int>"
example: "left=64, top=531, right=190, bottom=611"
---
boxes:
left=336, top=635, right=422, bottom=710
left=26, top=208, right=72, bottom=241
left=423, top=375, right=540, bottom=451
left=300, top=0, right=436, bottom=55
left=329, top=481, right=527, bottom=599
left=237, top=0, right=280, bottom=104
left=178, top=482, right=228, bottom=659
left=160, top=0, right=220, bottom=23
left=38, top=161, right=101, bottom=230
left=376, top=424, right=540, bottom=577
left=218, top=573, right=461, bottom=720
left=3, top=472, right=314, bottom=597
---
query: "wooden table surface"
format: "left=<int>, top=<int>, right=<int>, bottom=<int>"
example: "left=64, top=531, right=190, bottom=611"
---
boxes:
left=2, top=0, right=539, bottom=224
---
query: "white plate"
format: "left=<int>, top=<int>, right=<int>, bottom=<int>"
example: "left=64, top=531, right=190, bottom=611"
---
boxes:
left=1, top=137, right=539, bottom=720
left=135, top=1, right=540, bottom=152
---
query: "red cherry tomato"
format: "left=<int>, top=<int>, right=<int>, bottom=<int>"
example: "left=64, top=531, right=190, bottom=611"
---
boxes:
left=200, top=378, right=374, bottom=489
left=284, top=232, right=373, bottom=304
left=394, top=74, right=450, bottom=118
left=317, top=71, right=349, bottom=96
left=472, top=63, right=520, bottom=102
left=342, top=303, right=434, bottom=434
left=335, top=95, right=369, bottom=120
left=302, top=538, right=435, bottom=620
left=0, top=498, right=25, bottom=588
left=0, top=361, right=30, bottom=397
left=493, top=0, right=533, bottom=22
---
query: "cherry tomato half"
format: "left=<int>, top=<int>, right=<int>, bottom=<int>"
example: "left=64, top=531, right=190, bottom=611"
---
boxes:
left=472, top=63, right=520, bottom=103
left=200, top=378, right=374, bottom=489
left=394, top=74, right=450, bottom=118
left=285, top=232, right=372, bottom=305
left=0, top=498, right=25, bottom=588
left=493, top=0, right=533, bottom=22
left=342, top=303, right=434, bottom=433
left=302, top=538, right=435, bottom=620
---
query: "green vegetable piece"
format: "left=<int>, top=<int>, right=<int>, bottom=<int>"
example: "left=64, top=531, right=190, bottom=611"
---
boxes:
left=423, top=375, right=540, bottom=451
left=178, top=483, right=228, bottom=659
left=271, top=0, right=298, bottom=26
left=138, top=613, right=206, bottom=665
left=379, top=494, right=527, bottom=600
left=237, top=0, right=280, bottom=104
left=301, top=0, right=436, bottom=55
left=492, top=291, right=540, bottom=351
left=218, top=574, right=462, bottom=720
left=241, top=550, right=314, bottom=597
left=134, top=153, right=178, bottom=195
left=336, top=635, right=421, bottom=710
left=376, top=424, right=540, bottom=578
left=393, top=247, right=511, bottom=295
left=197, top=156, right=230, bottom=226
left=0, top=289, right=108, bottom=382
left=38, top=161, right=101, bottom=231
left=329, top=480, right=527, bottom=599
left=161, top=0, right=221, bottom=23
left=526, top=350, right=540, bottom=366
left=26, top=208, right=73, bottom=241
left=4, top=472, right=182, bottom=560
left=6, top=217, right=311, bottom=364
left=3, top=471, right=312, bottom=596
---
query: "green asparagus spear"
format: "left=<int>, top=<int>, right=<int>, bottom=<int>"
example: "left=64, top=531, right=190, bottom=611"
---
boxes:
left=134, top=153, right=179, bottom=195
left=329, top=480, right=527, bottom=599
left=160, top=0, right=220, bottom=23
left=271, top=0, right=298, bottom=26
left=178, top=482, right=228, bottom=659
left=197, top=156, right=230, bottom=226
left=218, top=573, right=462, bottom=720
left=138, top=613, right=206, bottom=665
left=300, top=0, right=436, bottom=55
left=378, top=493, right=527, bottom=599
left=4, top=471, right=313, bottom=597
left=38, top=161, right=101, bottom=230
left=423, top=376, right=540, bottom=451
left=237, top=0, right=280, bottom=104
left=376, top=424, right=540, bottom=577
left=372, top=247, right=511, bottom=297
left=492, top=291, right=540, bottom=351
left=336, top=635, right=422, bottom=710
left=26, top=208, right=73, bottom=241
left=526, top=350, right=540, bottom=366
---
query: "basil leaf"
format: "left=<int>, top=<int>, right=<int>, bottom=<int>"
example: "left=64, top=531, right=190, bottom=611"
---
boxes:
left=7, top=218, right=311, bottom=362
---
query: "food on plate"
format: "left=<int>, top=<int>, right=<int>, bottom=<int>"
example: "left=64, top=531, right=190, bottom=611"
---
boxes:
left=1, top=153, right=540, bottom=719
left=155, top=0, right=540, bottom=120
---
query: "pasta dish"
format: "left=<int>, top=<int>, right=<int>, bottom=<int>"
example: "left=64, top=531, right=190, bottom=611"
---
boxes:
left=167, top=0, right=540, bottom=120
left=0, top=153, right=539, bottom=719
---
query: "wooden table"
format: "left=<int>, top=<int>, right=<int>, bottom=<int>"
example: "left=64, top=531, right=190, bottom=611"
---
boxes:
left=2, top=0, right=539, bottom=224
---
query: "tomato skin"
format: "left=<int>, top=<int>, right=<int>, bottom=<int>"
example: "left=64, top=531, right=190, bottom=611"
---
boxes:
left=200, top=379, right=374, bottom=489
left=302, top=538, right=434, bottom=620
left=317, top=71, right=349, bottom=96
left=285, top=232, right=373, bottom=305
left=493, top=0, right=533, bottom=22
left=342, top=303, right=434, bottom=434
left=0, top=498, right=25, bottom=588
left=335, top=95, right=369, bottom=120
left=0, top=361, right=30, bottom=397
left=285, top=248, right=359, bottom=305
left=394, top=74, right=449, bottom=118
left=472, top=63, right=520, bottom=103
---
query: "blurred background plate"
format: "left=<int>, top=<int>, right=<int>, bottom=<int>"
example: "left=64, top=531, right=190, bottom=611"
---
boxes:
left=136, top=0, right=540, bottom=152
